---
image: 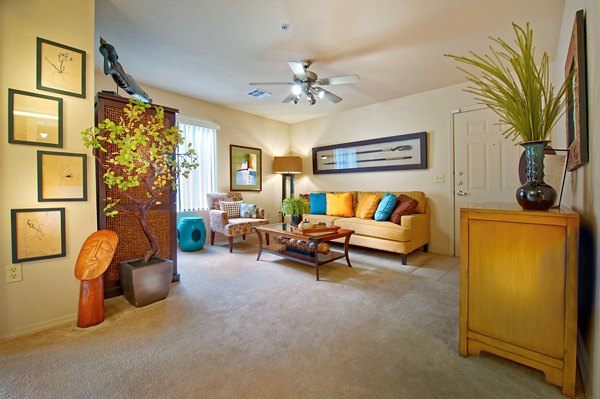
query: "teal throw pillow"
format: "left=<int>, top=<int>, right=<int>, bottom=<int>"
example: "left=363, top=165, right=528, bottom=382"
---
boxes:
left=309, top=193, right=327, bottom=214
left=374, top=194, right=398, bottom=221
left=240, top=203, right=257, bottom=218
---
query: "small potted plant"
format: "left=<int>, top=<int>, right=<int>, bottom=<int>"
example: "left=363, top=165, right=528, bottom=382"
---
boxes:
left=82, top=98, right=198, bottom=306
left=446, top=23, right=573, bottom=210
left=281, top=195, right=310, bottom=226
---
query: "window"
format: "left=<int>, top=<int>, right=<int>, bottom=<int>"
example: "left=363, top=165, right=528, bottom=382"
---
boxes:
left=177, top=120, right=217, bottom=211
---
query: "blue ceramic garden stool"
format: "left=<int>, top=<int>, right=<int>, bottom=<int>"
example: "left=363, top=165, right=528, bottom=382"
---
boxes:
left=177, top=217, right=207, bottom=251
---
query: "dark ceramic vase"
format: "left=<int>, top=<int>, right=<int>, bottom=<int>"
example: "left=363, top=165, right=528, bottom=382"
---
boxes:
left=120, top=257, right=174, bottom=307
left=515, top=140, right=556, bottom=211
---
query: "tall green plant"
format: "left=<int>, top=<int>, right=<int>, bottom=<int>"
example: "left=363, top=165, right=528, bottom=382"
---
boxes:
left=281, top=195, right=310, bottom=216
left=446, top=23, right=573, bottom=142
left=82, top=98, right=198, bottom=262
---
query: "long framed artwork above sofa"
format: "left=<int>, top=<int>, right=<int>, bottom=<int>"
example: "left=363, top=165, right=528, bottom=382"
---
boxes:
left=312, top=132, right=427, bottom=174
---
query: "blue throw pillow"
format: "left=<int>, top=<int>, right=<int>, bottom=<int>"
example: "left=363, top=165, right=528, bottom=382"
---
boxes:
left=374, top=194, right=398, bottom=221
left=240, top=203, right=257, bottom=218
left=309, top=193, right=327, bottom=215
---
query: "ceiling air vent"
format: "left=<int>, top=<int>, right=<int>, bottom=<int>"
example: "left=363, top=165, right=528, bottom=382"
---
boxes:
left=247, top=89, right=271, bottom=99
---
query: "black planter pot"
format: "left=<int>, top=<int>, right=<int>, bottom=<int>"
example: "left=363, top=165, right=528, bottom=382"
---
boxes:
left=120, top=257, right=174, bottom=307
left=516, top=140, right=557, bottom=211
left=290, top=214, right=302, bottom=226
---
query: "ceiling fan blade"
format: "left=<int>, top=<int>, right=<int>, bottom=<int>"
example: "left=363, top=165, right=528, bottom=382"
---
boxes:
left=315, top=74, right=360, bottom=86
left=249, top=82, right=293, bottom=86
left=288, top=61, right=306, bottom=80
left=282, top=93, right=297, bottom=103
left=320, top=88, right=343, bottom=103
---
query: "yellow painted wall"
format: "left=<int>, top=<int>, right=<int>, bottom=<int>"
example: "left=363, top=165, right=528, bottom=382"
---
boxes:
left=552, top=1, right=600, bottom=397
left=0, top=0, right=96, bottom=339
left=290, top=83, right=476, bottom=256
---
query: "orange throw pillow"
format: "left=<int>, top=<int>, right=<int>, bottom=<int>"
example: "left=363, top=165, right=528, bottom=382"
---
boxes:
left=355, top=194, right=382, bottom=219
left=326, top=192, right=354, bottom=217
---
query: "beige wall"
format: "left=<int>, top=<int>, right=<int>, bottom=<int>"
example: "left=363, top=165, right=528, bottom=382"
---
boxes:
left=553, top=1, right=600, bottom=397
left=95, top=73, right=291, bottom=224
left=0, top=0, right=96, bottom=339
left=290, top=83, right=475, bottom=256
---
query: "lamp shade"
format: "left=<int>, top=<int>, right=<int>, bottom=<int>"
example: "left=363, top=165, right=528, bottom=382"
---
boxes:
left=273, top=156, right=302, bottom=174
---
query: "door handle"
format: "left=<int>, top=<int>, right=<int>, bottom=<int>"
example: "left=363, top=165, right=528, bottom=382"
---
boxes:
left=456, top=190, right=468, bottom=196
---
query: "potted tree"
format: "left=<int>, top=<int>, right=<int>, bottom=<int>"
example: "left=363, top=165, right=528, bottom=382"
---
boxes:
left=446, top=23, right=573, bottom=210
left=281, top=195, right=310, bottom=226
left=82, top=98, right=198, bottom=306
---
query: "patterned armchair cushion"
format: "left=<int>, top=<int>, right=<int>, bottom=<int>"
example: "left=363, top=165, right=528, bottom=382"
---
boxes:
left=240, top=203, right=258, bottom=218
left=207, top=193, right=243, bottom=210
left=222, top=218, right=270, bottom=237
left=219, top=201, right=242, bottom=218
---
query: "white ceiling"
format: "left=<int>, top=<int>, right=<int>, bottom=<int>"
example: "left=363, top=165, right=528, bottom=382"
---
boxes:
left=95, top=0, right=565, bottom=124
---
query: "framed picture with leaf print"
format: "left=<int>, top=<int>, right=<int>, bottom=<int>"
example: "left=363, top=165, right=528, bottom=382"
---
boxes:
left=37, top=37, right=86, bottom=98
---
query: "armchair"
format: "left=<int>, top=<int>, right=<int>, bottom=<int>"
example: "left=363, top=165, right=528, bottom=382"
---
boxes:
left=207, top=193, right=269, bottom=253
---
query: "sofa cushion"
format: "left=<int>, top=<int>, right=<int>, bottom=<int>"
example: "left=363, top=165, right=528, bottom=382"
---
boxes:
left=326, top=192, right=354, bottom=217
left=374, top=194, right=397, bottom=221
left=356, top=191, right=425, bottom=214
left=334, top=218, right=411, bottom=242
left=309, top=193, right=327, bottom=214
left=390, top=195, right=419, bottom=224
left=355, top=193, right=382, bottom=219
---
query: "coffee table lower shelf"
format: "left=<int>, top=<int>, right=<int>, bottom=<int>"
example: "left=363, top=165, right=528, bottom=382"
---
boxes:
left=254, top=224, right=353, bottom=280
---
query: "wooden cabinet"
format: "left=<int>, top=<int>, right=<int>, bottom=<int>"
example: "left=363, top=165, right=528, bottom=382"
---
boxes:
left=460, top=204, right=579, bottom=398
left=95, top=92, right=179, bottom=298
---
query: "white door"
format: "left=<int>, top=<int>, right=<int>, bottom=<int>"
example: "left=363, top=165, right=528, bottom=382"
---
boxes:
left=453, top=107, right=522, bottom=255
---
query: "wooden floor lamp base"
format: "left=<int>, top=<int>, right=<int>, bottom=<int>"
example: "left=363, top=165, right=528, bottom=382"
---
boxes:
left=77, top=277, right=104, bottom=328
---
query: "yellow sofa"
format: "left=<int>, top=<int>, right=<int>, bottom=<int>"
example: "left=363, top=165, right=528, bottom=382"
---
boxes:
left=303, top=191, right=429, bottom=265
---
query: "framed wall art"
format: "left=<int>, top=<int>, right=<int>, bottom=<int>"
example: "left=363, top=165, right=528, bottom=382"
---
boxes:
left=37, top=151, right=87, bottom=201
left=312, top=132, right=427, bottom=174
left=11, top=207, right=66, bottom=263
left=8, top=89, right=63, bottom=147
left=565, top=9, right=588, bottom=171
left=230, top=145, right=262, bottom=191
left=37, top=37, right=86, bottom=98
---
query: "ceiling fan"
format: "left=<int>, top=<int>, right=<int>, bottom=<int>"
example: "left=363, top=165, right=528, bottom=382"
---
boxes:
left=249, top=59, right=360, bottom=105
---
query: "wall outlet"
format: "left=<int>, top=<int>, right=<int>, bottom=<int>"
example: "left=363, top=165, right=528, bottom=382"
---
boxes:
left=433, top=174, right=445, bottom=183
left=5, top=264, right=22, bottom=283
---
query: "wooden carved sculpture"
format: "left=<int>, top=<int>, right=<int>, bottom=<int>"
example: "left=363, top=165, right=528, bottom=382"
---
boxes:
left=74, top=230, right=118, bottom=328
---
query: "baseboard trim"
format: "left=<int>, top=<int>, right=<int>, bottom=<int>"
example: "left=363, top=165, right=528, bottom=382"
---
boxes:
left=577, top=330, right=590, bottom=397
left=0, top=313, right=77, bottom=342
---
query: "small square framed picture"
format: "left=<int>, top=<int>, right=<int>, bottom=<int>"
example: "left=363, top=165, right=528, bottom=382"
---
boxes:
left=11, top=208, right=66, bottom=263
left=37, top=37, right=86, bottom=98
left=38, top=150, right=87, bottom=201
left=9, top=89, right=63, bottom=147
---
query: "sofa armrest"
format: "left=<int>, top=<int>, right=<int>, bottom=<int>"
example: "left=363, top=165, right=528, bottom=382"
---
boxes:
left=209, top=209, right=229, bottom=230
left=257, top=208, right=265, bottom=219
left=400, top=213, right=429, bottom=247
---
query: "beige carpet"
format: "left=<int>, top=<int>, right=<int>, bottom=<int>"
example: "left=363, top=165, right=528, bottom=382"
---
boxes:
left=0, top=239, right=582, bottom=398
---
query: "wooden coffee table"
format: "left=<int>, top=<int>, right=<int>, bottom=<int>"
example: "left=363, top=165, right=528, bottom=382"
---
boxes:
left=253, top=223, right=354, bottom=280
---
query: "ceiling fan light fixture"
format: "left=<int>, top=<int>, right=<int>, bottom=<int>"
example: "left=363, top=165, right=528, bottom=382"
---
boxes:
left=317, top=89, right=325, bottom=99
left=292, top=84, right=302, bottom=95
left=307, top=93, right=316, bottom=105
left=292, top=95, right=300, bottom=104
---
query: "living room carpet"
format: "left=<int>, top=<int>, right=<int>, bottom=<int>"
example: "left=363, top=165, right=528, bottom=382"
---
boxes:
left=0, top=239, right=582, bottom=398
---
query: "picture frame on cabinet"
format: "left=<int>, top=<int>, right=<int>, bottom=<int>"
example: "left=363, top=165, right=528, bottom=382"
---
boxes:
left=37, top=150, right=87, bottom=201
left=11, top=207, right=66, bottom=263
left=37, top=37, right=86, bottom=98
left=8, top=89, right=63, bottom=147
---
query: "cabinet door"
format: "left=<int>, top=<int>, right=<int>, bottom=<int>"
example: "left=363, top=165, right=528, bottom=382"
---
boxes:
left=468, top=218, right=566, bottom=358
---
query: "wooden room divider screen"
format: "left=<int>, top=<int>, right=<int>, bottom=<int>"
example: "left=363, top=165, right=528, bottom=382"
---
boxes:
left=94, top=92, right=179, bottom=298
